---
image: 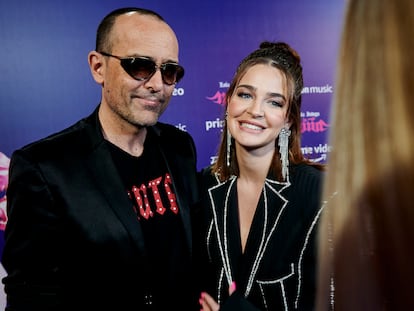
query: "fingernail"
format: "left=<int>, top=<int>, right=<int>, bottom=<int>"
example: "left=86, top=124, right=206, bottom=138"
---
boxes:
left=200, top=292, right=205, bottom=298
left=230, top=281, right=236, bottom=291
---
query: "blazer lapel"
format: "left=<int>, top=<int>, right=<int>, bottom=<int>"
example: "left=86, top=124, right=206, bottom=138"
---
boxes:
left=82, top=108, right=147, bottom=255
left=155, top=131, right=193, bottom=253
left=208, top=176, right=238, bottom=284
left=208, top=175, right=291, bottom=297
left=86, top=141, right=147, bottom=255
left=241, top=178, right=291, bottom=296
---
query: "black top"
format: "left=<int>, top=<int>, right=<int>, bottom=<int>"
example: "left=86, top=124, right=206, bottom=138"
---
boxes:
left=107, top=132, right=191, bottom=307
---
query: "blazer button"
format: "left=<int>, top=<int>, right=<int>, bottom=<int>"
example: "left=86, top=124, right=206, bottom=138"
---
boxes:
left=143, top=293, right=153, bottom=306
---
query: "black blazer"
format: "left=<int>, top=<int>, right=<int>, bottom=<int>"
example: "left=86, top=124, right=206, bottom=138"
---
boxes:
left=195, top=164, right=323, bottom=311
left=2, top=106, right=199, bottom=310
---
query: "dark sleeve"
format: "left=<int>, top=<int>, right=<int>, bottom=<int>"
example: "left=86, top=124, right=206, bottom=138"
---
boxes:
left=297, top=209, right=321, bottom=310
left=2, top=150, right=63, bottom=310
left=294, top=166, right=323, bottom=310
left=162, top=126, right=199, bottom=205
left=191, top=168, right=210, bottom=295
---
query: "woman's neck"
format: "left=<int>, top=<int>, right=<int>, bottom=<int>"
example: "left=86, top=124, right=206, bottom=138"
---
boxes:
left=236, top=144, right=275, bottom=182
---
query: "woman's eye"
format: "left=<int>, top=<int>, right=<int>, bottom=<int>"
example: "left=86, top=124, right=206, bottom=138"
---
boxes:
left=269, top=100, right=283, bottom=107
left=237, top=92, right=252, bottom=99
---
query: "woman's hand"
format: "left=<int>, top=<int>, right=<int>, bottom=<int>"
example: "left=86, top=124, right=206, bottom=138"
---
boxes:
left=199, top=282, right=236, bottom=311
left=199, top=291, right=219, bottom=311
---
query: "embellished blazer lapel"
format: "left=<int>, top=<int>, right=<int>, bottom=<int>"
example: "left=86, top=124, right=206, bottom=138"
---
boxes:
left=206, top=173, right=293, bottom=298
left=236, top=177, right=291, bottom=297
left=263, top=177, right=291, bottom=233
left=208, top=176, right=238, bottom=285
left=250, top=178, right=290, bottom=262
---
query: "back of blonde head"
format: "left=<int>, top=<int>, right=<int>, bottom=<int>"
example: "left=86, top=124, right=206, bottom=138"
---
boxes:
left=317, top=0, right=414, bottom=309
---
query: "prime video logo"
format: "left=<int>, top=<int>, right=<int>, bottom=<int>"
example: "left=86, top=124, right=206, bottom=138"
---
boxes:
left=205, top=118, right=225, bottom=131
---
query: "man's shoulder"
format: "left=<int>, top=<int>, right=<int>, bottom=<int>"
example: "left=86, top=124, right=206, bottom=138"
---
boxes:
left=23, top=119, right=85, bottom=147
left=289, top=163, right=324, bottom=207
left=153, top=122, right=190, bottom=138
left=15, top=113, right=97, bottom=162
left=199, top=165, right=224, bottom=188
left=291, top=163, right=323, bottom=181
left=152, top=122, right=195, bottom=148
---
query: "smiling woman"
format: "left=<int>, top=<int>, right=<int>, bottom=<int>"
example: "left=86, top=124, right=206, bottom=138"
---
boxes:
left=195, top=41, right=325, bottom=311
left=226, top=64, right=289, bottom=167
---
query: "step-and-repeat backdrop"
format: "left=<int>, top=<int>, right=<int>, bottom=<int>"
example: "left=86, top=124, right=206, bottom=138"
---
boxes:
left=0, top=0, right=345, bottom=306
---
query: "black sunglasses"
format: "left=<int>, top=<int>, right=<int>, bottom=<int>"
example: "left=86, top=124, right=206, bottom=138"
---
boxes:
left=99, top=51, right=184, bottom=85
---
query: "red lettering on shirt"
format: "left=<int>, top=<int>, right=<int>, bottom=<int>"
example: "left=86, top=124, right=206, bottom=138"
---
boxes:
left=164, top=173, right=178, bottom=214
left=131, top=184, right=153, bottom=220
left=147, top=177, right=166, bottom=215
left=128, top=173, right=179, bottom=220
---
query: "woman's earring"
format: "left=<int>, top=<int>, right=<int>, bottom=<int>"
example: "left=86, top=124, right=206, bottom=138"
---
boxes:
left=226, top=113, right=231, bottom=167
left=226, top=130, right=232, bottom=167
left=278, top=126, right=291, bottom=180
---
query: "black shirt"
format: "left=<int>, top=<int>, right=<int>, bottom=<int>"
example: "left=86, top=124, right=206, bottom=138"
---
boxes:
left=107, top=130, right=193, bottom=309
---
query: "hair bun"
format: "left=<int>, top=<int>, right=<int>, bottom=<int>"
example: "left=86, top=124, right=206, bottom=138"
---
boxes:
left=259, top=41, right=301, bottom=62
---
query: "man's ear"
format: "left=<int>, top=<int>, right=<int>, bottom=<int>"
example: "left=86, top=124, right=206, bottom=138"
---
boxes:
left=88, top=51, right=104, bottom=85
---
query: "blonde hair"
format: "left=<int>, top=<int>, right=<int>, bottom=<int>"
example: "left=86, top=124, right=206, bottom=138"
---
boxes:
left=318, top=0, right=414, bottom=309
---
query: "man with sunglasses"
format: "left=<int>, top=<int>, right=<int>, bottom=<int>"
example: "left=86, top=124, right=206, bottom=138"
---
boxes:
left=2, top=7, right=198, bottom=311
